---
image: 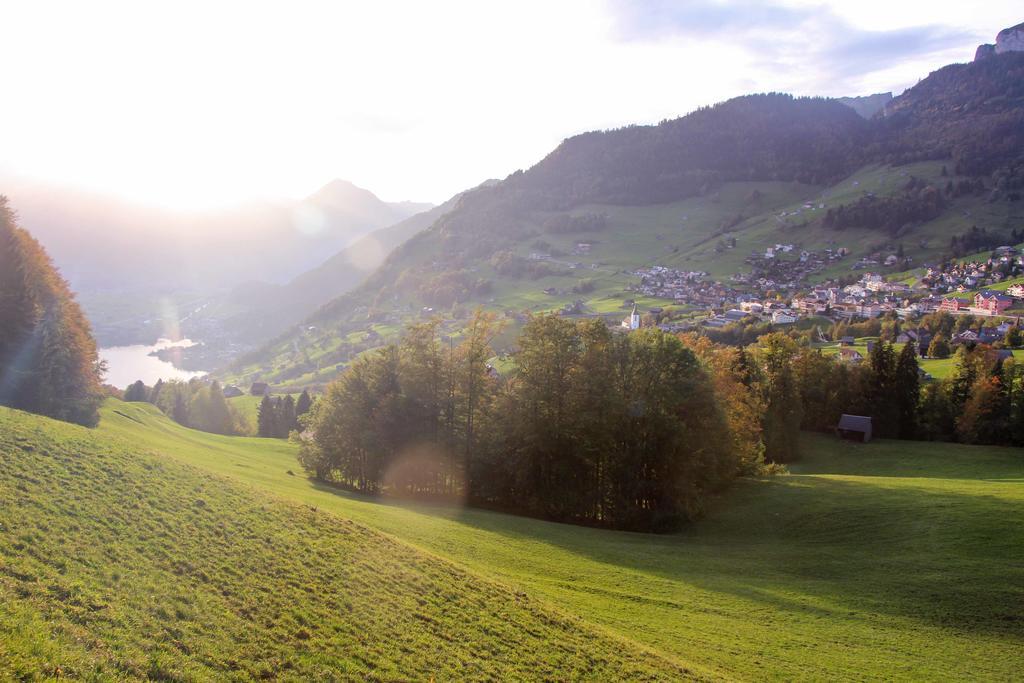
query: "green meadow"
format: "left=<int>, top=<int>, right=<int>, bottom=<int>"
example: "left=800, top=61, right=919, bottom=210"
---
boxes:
left=67, top=400, right=1024, bottom=680
left=0, top=406, right=691, bottom=681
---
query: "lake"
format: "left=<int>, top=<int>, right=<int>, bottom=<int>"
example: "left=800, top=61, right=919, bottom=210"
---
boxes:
left=99, top=339, right=207, bottom=389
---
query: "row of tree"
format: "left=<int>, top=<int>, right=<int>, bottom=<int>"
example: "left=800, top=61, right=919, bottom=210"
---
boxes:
left=257, top=390, right=313, bottom=438
left=123, top=378, right=245, bottom=435
left=0, top=198, right=104, bottom=426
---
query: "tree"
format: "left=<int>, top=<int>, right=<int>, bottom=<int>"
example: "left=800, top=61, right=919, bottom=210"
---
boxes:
left=257, top=395, right=275, bottom=437
left=281, top=394, right=298, bottom=436
left=172, top=390, right=189, bottom=426
left=868, top=341, right=899, bottom=438
left=757, top=334, right=802, bottom=463
left=296, top=389, right=313, bottom=418
left=0, top=198, right=104, bottom=426
left=124, top=380, right=148, bottom=402
left=454, top=309, right=501, bottom=498
left=1004, top=326, right=1022, bottom=348
left=957, top=375, right=1009, bottom=444
left=894, top=342, right=921, bottom=439
left=149, top=378, right=164, bottom=405
left=928, top=334, right=951, bottom=359
left=205, top=381, right=234, bottom=435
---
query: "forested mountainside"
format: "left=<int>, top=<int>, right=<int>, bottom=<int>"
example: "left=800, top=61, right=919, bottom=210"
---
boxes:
left=231, top=51, right=1024, bottom=386
left=877, top=52, right=1024, bottom=179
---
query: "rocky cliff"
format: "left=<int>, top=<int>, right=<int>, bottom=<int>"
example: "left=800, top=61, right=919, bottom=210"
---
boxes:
left=975, top=21, right=1024, bottom=61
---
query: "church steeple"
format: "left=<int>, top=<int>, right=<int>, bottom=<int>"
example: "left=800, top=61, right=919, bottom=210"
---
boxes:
left=622, top=303, right=641, bottom=330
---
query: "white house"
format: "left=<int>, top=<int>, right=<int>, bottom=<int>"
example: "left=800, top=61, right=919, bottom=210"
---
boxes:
left=772, top=310, right=798, bottom=324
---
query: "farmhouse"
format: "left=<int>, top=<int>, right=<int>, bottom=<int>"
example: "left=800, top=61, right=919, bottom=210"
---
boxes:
left=836, top=414, right=872, bottom=443
left=249, top=382, right=271, bottom=396
left=1007, top=283, right=1024, bottom=298
left=222, top=384, right=243, bottom=398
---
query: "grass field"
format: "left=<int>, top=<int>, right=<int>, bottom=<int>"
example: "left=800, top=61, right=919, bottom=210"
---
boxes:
left=0, top=406, right=692, bottom=680
left=817, top=337, right=1024, bottom=380
left=78, top=400, right=1024, bottom=680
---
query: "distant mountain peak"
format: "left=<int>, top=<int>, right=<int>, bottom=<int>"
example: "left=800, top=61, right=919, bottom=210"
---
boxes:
left=306, top=178, right=379, bottom=205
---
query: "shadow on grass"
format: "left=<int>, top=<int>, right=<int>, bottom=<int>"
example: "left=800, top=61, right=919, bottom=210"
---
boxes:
left=307, top=443, right=1024, bottom=639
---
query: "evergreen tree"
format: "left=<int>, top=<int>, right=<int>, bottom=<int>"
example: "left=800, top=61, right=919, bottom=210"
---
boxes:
left=296, top=389, right=313, bottom=418
left=868, top=341, right=899, bottom=438
left=257, top=395, right=275, bottom=437
left=894, top=342, right=920, bottom=439
left=148, top=378, right=164, bottom=405
left=281, top=394, right=297, bottom=436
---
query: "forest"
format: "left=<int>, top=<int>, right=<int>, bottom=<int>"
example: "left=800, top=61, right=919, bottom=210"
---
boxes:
left=0, top=198, right=104, bottom=426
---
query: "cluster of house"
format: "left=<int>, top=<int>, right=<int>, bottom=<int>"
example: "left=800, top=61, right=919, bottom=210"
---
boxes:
left=735, top=246, right=849, bottom=292
left=704, top=301, right=799, bottom=328
left=833, top=322, right=1019, bottom=364
left=919, top=248, right=1022, bottom=295
left=628, top=267, right=742, bottom=307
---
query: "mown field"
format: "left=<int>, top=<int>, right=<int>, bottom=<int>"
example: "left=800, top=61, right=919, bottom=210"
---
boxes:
left=85, top=400, right=1024, bottom=680
left=0, top=406, right=694, bottom=681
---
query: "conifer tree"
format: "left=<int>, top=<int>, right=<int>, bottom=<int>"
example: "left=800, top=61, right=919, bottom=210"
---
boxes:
left=281, top=394, right=297, bottom=436
left=149, top=378, right=164, bottom=405
left=257, top=395, right=275, bottom=437
left=296, top=389, right=313, bottom=418
left=894, top=342, right=921, bottom=439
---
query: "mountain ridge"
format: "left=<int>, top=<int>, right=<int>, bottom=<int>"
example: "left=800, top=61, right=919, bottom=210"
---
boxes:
left=228, top=49, right=1024, bottom=386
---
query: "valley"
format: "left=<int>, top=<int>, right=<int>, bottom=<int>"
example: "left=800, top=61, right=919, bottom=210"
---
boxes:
left=4, top=13, right=1024, bottom=681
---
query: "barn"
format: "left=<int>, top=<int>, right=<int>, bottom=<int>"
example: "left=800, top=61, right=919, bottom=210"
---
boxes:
left=836, top=414, right=872, bottom=443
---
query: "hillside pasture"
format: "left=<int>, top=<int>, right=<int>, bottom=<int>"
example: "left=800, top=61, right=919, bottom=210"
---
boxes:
left=89, top=400, right=1024, bottom=681
left=0, top=406, right=693, bottom=680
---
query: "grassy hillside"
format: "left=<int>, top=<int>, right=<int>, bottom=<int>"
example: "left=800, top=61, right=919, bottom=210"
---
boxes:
left=0, top=406, right=693, bottom=680
left=94, top=400, right=1024, bottom=680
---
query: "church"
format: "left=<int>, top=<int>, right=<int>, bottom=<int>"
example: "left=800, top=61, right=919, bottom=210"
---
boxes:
left=621, top=304, right=641, bottom=330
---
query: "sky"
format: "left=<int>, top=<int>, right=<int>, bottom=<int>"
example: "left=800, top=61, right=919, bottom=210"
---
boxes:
left=0, top=0, right=1020, bottom=209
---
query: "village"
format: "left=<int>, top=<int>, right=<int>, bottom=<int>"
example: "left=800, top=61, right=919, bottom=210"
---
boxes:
left=626, top=245, right=1024, bottom=332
